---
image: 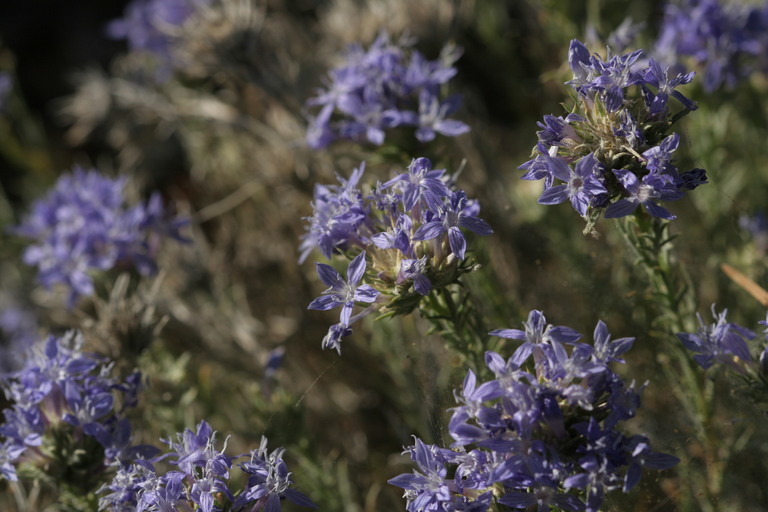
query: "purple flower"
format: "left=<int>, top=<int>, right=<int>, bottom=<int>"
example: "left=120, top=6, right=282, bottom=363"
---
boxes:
left=394, top=312, right=677, bottom=512
left=106, top=423, right=314, bottom=512
left=107, top=0, right=210, bottom=77
left=603, top=169, right=680, bottom=220
left=164, top=420, right=232, bottom=479
left=623, top=437, right=680, bottom=493
left=448, top=368, right=502, bottom=447
left=679, top=167, right=708, bottom=191
left=388, top=437, right=469, bottom=512
left=653, top=0, right=767, bottom=92
left=384, top=157, right=451, bottom=213
left=677, top=305, right=755, bottom=370
left=372, top=213, right=415, bottom=256
left=299, top=163, right=368, bottom=263
left=98, top=461, right=157, bottom=512
left=0, top=442, right=23, bottom=481
left=593, top=50, right=645, bottom=112
left=404, top=45, right=461, bottom=91
left=415, top=91, right=470, bottom=142
left=591, top=320, right=634, bottom=364
left=235, top=436, right=316, bottom=512
left=1, top=331, right=151, bottom=483
left=568, top=39, right=598, bottom=88
left=543, top=340, right=603, bottom=386
left=536, top=153, right=608, bottom=216
left=642, top=59, right=697, bottom=117
left=398, top=257, right=432, bottom=295
left=602, top=378, right=645, bottom=429
left=567, top=39, right=645, bottom=111
left=321, top=323, right=353, bottom=354
left=519, top=145, right=558, bottom=189
left=307, top=251, right=379, bottom=325
left=412, top=191, right=493, bottom=260
left=302, top=156, right=495, bottom=352
left=535, top=114, right=583, bottom=149
left=305, top=31, right=467, bottom=148
left=14, top=168, right=186, bottom=306
left=489, top=310, right=582, bottom=368
left=156, top=421, right=235, bottom=511
left=613, top=110, right=644, bottom=149
left=335, top=88, right=401, bottom=145
left=642, top=133, right=680, bottom=174
left=520, top=38, right=704, bottom=226
left=760, top=344, right=768, bottom=377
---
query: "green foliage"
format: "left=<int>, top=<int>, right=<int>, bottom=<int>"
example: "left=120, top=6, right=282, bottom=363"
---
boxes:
left=2, top=0, right=768, bottom=511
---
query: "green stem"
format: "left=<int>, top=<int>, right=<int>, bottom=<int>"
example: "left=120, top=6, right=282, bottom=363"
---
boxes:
left=421, top=283, right=494, bottom=377
left=616, top=215, right=724, bottom=512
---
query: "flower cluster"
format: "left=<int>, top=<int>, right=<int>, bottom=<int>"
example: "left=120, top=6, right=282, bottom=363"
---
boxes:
left=107, top=0, right=210, bottom=76
left=389, top=310, right=678, bottom=512
left=14, top=167, right=186, bottom=306
left=303, top=158, right=492, bottom=353
left=0, top=331, right=153, bottom=483
left=676, top=307, right=768, bottom=412
left=305, top=31, right=469, bottom=149
left=677, top=306, right=765, bottom=372
left=654, top=0, right=768, bottom=92
left=521, top=39, right=706, bottom=230
left=99, top=420, right=315, bottom=512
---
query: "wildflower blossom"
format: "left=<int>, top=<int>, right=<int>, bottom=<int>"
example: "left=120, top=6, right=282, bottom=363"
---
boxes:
left=642, top=59, right=697, bottom=117
left=321, top=322, right=353, bottom=354
left=307, top=251, right=380, bottom=325
left=391, top=311, right=678, bottom=512
left=412, top=190, right=493, bottom=261
left=302, top=158, right=492, bottom=352
left=235, top=436, right=316, bottom=512
left=521, top=39, right=705, bottom=229
left=372, top=213, right=415, bottom=256
left=305, top=31, right=468, bottom=148
left=673, top=309, right=768, bottom=412
left=108, top=0, right=211, bottom=76
left=591, top=320, right=635, bottom=364
left=14, top=167, right=186, bottom=306
left=384, top=157, right=451, bottom=213
left=100, top=421, right=315, bottom=511
left=298, top=162, right=368, bottom=263
left=489, top=309, right=581, bottom=367
left=677, top=306, right=755, bottom=370
left=653, top=0, right=768, bottom=92
left=603, top=169, right=680, bottom=220
left=0, top=331, right=155, bottom=487
left=535, top=153, right=608, bottom=216
left=415, top=91, right=470, bottom=142
left=398, top=257, right=432, bottom=296
left=387, top=437, right=467, bottom=512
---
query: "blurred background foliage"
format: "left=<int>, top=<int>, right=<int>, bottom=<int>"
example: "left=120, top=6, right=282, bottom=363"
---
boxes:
left=1, top=0, right=767, bottom=510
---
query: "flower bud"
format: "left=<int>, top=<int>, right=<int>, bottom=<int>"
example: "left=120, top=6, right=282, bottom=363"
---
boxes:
left=759, top=347, right=768, bottom=378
